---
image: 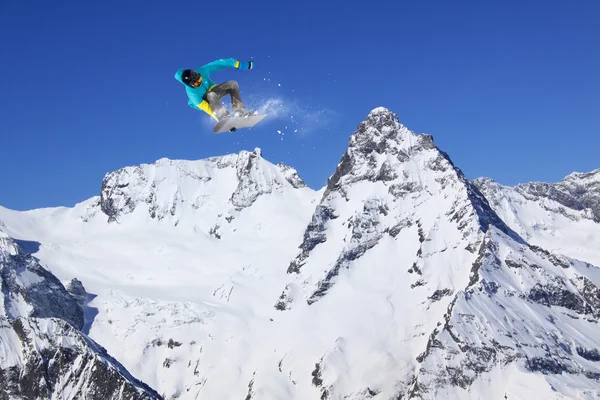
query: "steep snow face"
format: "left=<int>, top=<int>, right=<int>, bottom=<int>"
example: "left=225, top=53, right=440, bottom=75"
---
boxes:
left=283, top=107, right=516, bottom=306
left=0, top=230, right=83, bottom=329
left=410, top=226, right=600, bottom=399
left=0, top=231, right=162, bottom=399
left=100, top=147, right=308, bottom=223
left=266, top=108, right=538, bottom=399
left=474, top=170, right=600, bottom=267
left=0, top=317, right=162, bottom=400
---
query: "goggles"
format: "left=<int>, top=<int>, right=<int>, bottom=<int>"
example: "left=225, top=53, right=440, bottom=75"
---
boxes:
left=182, top=70, right=203, bottom=88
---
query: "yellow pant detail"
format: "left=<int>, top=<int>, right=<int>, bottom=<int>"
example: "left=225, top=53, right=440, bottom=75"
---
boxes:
left=197, top=101, right=218, bottom=121
left=196, top=85, right=220, bottom=121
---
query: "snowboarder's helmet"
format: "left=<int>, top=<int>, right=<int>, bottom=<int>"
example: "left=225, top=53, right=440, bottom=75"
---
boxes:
left=182, top=69, right=202, bottom=87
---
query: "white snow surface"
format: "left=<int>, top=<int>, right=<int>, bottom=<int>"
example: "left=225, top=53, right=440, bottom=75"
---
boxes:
left=0, top=108, right=599, bottom=399
left=474, top=171, right=600, bottom=267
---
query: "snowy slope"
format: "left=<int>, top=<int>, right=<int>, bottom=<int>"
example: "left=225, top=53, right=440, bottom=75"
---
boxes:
left=0, top=149, right=320, bottom=399
left=411, top=226, right=600, bottom=399
left=281, top=107, right=517, bottom=306
left=0, top=108, right=598, bottom=399
left=474, top=170, right=600, bottom=267
left=271, top=107, right=589, bottom=399
left=0, top=230, right=162, bottom=399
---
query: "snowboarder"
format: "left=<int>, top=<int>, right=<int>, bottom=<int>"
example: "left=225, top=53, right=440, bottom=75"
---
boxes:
left=174, top=58, right=254, bottom=121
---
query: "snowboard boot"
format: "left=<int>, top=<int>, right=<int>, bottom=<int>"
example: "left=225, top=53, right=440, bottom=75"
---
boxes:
left=233, top=108, right=256, bottom=118
left=215, top=109, right=231, bottom=121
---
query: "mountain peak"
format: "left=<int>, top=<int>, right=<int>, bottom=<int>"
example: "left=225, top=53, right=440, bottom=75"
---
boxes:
left=322, top=109, right=434, bottom=200
left=250, top=147, right=262, bottom=157
left=512, top=168, right=600, bottom=223
left=362, top=107, right=410, bottom=136
left=367, top=106, right=394, bottom=116
left=99, top=148, right=308, bottom=222
left=563, top=167, right=600, bottom=184
left=284, top=108, right=518, bottom=307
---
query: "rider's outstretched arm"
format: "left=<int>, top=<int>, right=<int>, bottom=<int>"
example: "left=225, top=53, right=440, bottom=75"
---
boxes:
left=198, top=58, right=253, bottom=75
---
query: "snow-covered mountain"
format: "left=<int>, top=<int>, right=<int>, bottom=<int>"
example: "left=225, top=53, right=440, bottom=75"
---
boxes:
left=0, top=230, right=161, bottom=399
left=474, top=170, right=600, bottom=267
left=0, top=107, right=599, bottom=399
left=0, top=149, right=320, bottom=399
left=274, top=108, right=600, bottom=398
left=99, top=147, right=308, bottom=223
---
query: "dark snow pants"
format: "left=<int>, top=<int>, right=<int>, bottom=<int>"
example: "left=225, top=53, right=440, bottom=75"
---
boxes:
left=205, top=80, right=244, bottom=118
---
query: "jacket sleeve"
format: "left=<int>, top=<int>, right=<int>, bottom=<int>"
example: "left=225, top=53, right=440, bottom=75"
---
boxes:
left=197, top=58, right=252, bottom=75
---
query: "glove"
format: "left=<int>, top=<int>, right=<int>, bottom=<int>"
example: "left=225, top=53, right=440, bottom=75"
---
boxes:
left=237, top=61, right=253, bottom=70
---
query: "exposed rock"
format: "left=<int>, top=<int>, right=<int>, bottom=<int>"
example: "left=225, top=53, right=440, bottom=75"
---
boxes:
left=288, top=205, right=338, bottom=274
left=307, top=199, right=384, bottom=304
left=100, top=148, right=308, bottom=222
left=1, top=232, right=83, bottom=329
left=428, top=289, right=453, bottom=302
left=0, top=317, right=162, bottom=399
left=517, top=169, right=600, bottom=222
left=66, top=278, right=88, bottom=307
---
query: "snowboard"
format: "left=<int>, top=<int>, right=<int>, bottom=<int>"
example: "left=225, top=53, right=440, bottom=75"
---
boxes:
left=213, top=114, right=267, bottom=134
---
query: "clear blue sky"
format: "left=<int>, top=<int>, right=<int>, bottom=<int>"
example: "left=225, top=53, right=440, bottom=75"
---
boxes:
left=1, top=0, right=599, bottom=210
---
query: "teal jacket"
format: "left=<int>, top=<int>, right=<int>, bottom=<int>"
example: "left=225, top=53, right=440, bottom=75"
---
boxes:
left=174, top=58, right=252, bottom=120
